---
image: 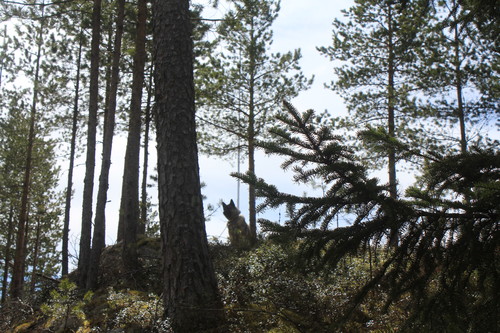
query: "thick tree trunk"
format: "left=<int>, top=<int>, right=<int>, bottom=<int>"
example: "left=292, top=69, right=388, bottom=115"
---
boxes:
left=78, top=0, right=102, bottom=289
left=153, top=0, right=223, bottom=330
left=87, top=0, right=125, bottom=291
left=118, top=0, right=147, bottom=280
left=10, top=4, right=45, bottom=299
left=62, top=29, right=83, bottom=277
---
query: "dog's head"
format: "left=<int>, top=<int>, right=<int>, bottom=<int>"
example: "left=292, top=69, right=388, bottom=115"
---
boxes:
left=222, top=199, right=240, bottom=220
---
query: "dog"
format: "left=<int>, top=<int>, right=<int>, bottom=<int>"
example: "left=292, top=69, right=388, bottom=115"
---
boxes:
left=222, top=200, right=252, bottom=249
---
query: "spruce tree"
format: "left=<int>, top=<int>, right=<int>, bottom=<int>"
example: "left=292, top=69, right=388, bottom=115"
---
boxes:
left=236, top=101, right=499, bottom=331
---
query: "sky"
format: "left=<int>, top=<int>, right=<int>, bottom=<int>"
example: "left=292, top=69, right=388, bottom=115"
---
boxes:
left=65, top=0, right=355, bottom=260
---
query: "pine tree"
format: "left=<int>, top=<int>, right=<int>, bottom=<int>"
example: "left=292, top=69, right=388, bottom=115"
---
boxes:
left=198, top=0, right=312, bottom=241
left=412, top=0, right=499, bottom=153
left=318, top=0, right=432, bottom=197
left=0, top=107, right=62, bottom=302
left=117, top=0, right=148, bottom=281
left=153, top=0, right=223, bottom=330
left=78, top=0, right=102, bottom=289
left=86, top=0, right=126, bottom=291
left=9, top=1, right=48, bottom=299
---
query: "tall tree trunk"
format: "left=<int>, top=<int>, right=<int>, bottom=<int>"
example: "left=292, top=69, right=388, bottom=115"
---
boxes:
left=387, top=1, right=399, bottom=247
left=78, top=0, right=102, bottom=289
left=139, top=66, right=154, bottom=236
left=118, top=0, right=147, bottom=280
left=62, top=28, right=83, bottom=277
left=10, top=3, right=45, bottom=299
left=452, top=4, right=467, bottom=153
left=248, top=94, right=257, bottom=242
left=87, top=0, right=125, bottom=291
left=153, top=0, right=223, bottom=330
left=247, top=19, right=257, bottom=242
left=1, top=205, right=14, bottom=304
left=387, top=1, right=397, bottom=200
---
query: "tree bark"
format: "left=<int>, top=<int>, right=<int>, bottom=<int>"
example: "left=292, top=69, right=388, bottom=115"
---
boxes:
left=30, top=217, right=42, bottom=294
left=87, top=0, right=125, bottom=291
left=247, top=17, right=257, bottom=242
left=10, top=3, right=45, bottom=299
left=153, top=0, right=223, bottom=330
left=452, top=4, right=467, bottom=154
left=387, top=1, right=399, bottom=247
left=387, top=1, right=397, bottom=200
left=62, top=27, right=83, bottom=277
left=78, top=0, right=102, bottom=289
left=118, top=0, right=148, bottom=280
left=1, top=205, right=14, bottom=304
left=139, top=66, right=154, bottom=236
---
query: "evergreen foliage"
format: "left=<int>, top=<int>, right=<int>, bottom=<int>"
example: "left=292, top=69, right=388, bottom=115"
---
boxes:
left=235, top=101, right=500, bottom=331
left=0, top=106, right=63, bottom=303
left=198, top=0, right=313, bottom=239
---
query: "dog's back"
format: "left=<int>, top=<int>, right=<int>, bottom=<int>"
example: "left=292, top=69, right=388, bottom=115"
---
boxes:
left=223, top=200, right=252, bottom=249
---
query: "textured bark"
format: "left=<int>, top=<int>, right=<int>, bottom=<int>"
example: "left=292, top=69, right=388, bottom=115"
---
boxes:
left=87, top=0, right=125, bottom=291
left=118, top=0, right=147, bottom=280
left=78, top=0, right=102, bottom=289
left=153, top=0, right=223, bottom=330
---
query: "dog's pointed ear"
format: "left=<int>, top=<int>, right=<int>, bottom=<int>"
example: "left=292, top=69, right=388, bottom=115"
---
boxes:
left=222, top=201, right=227, bottom=209
left=229, top=199, right=235, bottom=207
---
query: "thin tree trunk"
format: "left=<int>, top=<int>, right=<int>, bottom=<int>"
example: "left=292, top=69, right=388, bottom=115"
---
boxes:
left=78, top=0, right=102, bottom=289
left=387, top=1, right=397, bottom=200
left=118, top=0, right=148, bottom=280
left=153, top=0, right=223, bottom=330
left=87, top=0, right=125, bottom=291
left=62, top=28, right=83, bottom=277
left=30, top=217, right=42, bottom=294
left=387, top=1, right=399, bottom=247
left=248, top=95, right=257, bottom=242
left=1, top=205, right=14, bottom=304
left=453, top=7, right=466, bottom=153
left=139, top=66, right=154, bottom=236
left=10, top=3, right=45, bottom=299
left=247, top=19, right=257, bottom=242
left=0, top=26, right=6, bottom=88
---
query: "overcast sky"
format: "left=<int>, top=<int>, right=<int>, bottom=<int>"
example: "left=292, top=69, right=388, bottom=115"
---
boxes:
left=66, top=0, right=354, bottom=256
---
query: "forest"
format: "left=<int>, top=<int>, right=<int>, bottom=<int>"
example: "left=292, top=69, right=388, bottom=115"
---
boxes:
left=0, top=0, right=498, bottom=332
